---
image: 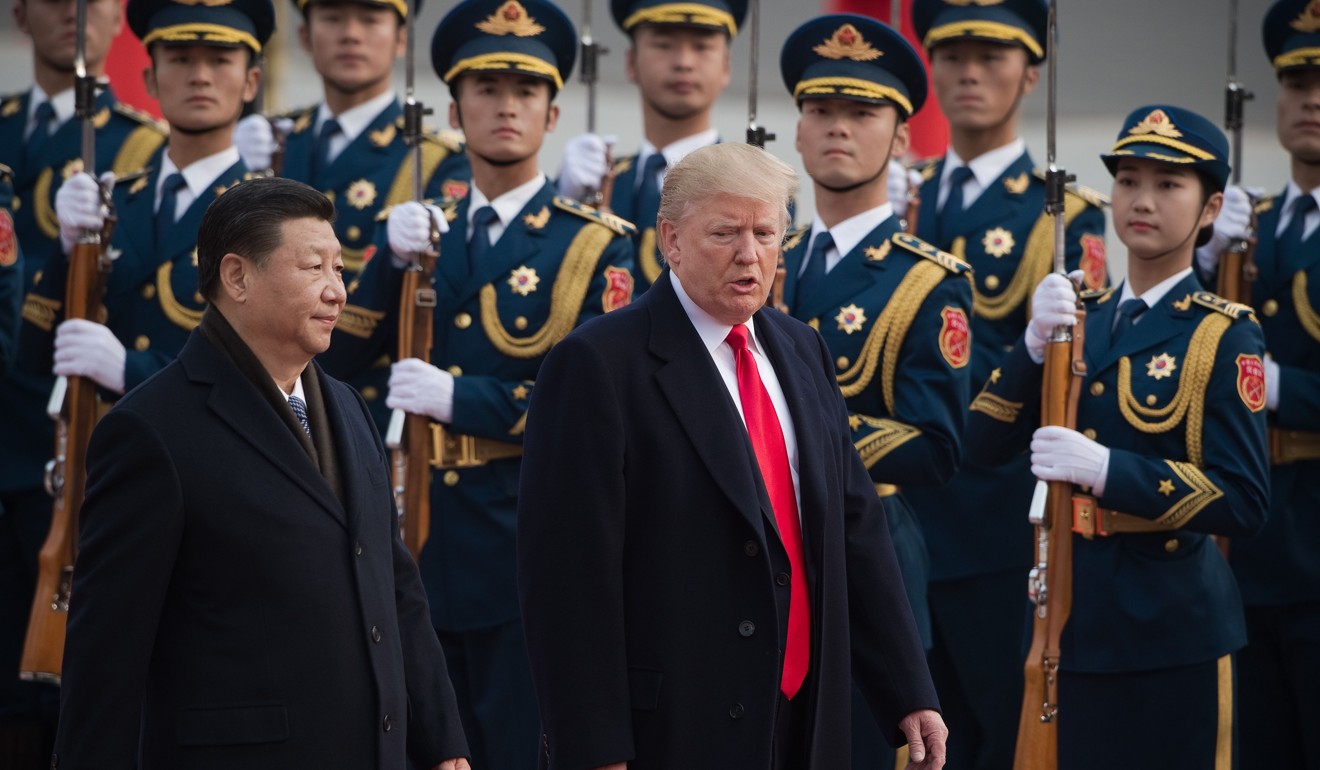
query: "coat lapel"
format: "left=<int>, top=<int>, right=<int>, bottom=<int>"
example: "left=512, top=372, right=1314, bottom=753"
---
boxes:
left=1091, top=275, right=1201, bottom=373
left=318, top=102, right=401, bottom=190
left=794, top=219, right=898, bottom=322
left=470, top=183, right=551, bottom=294
left=916, top=159, right=943, bottom=240
left=954, top=153, right=1033, bottom=237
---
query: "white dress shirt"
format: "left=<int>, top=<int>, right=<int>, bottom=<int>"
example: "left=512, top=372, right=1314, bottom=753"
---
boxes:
left=466, top=173, right=548, bottom=247
left=937, top=137, right=1027, bottom=212
left=803, top=203, right=895, bottom=276
left=635, top=128, right=720, bottom=197
left=1275, top=181, right=1320, bottom=241
left=314, top=90, right=397, bottom=167
left=155, top=146, right=242, bottom=221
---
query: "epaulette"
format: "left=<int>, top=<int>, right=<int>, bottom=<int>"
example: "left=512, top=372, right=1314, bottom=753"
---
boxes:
left=782, top=224, right=809, bottom=251
left=1191, top=291, right=1256, bottom=321
left=286, top=107, right=317, bottom=135
left=112, top=102, right=167, bottom=132
left=911, top=156, right=939, bottom=183
left=1254, top=196, right=1275, bottom=215
left=0, top=163, right=12, bottom=181
left=612, top=156, right=634, bottom=175
left=553, top=196, right=636, bottom=237
left=1079, top=287, right=1114, bottom=303
left=891, top=232, right=972, bottom=274
left=0, top=93, right=23, bottom=121
left=430, top=129, right=464, bottom=154
left=1032, top=169, right=1109, bottom=208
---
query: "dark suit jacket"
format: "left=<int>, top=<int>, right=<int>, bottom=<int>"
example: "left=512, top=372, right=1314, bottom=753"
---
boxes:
left=518, top=272, right=938, bottom=770
left=54, top=331, right=467, bottom=769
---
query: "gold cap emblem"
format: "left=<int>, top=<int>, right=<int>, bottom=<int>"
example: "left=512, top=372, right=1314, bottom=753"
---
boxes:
left=477, top=1, right=545, bottom=37
left=814, top=24, right=883, bottom=61
left=1129, top=109, right=1183, bottom=139
left=1292, top=0, right=1320, bottom=33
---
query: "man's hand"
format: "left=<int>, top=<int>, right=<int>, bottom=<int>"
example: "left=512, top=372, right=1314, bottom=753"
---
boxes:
left=1031, top=425, right=1111, bottom=496
left=899, top=709, right=947, bottom=769
left=386, top=357, right=454, bottom=423
left=431, top=758, right=471, bottom=770
left=53, top=319, right=126, bottom=394
left=56, top=171, right=112, bottom=255
left=1026, top=271, right=1081, bottom=364
left=557, top=133, right=614, bottom=201
left=387, top=201, right=450, bottom=268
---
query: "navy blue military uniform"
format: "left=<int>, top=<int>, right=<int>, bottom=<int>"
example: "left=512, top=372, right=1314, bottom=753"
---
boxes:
left=901, top=3, right=1109, bottom=767
left=966, top=105, right=1270, bottom=770
left=1220, top=4, right=1320, bottom=766
left=0, top=164, right=20, bottom=377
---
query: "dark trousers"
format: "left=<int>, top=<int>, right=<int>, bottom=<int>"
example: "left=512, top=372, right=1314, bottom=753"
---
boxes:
left=926, top=570, right=1027, bottom=770
left=437, top=620, right=540, bottom=770
left=1238, top=602, right=1320, bottom=770
left=774, top=689, right=809, bottom=770
left=1059, top=656, right=1234, bottom=770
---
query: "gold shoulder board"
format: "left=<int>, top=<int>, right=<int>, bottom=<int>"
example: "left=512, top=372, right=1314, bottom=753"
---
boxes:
left=912, top=157, right=939, bottom=182
left=782, top=225, right=810, bottom=252
left=553, top=196, right=637, bottom=237
left=1079, top=287, right=1115, bottom=303
left=112, top=103, right=167, bottom=132
left=1192, top=291, right=1256, bottom=321
left=431, top=129, right=464, bottom=154
left=891, top=232, right=972, bottom=274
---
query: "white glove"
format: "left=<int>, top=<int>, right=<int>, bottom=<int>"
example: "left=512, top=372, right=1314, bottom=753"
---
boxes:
left=1264, top=353, right=1280, bottom=412
left=1196, top=184, right=1258, bottom=275
left=556, top=133, right=615, bottom=201
left=53, top=318, right=126, bottom=394
left=234, top=114, right=276, bottom=171
left=56, top=171, right=113, bottom=255
left=386, top=357, right=454, bottom=423
left=1030, top=425, right=1111, bottom=496
left=387, top=202, right=450, bottom=268
left=1025, top=271, right=1080, bottom=364
left=888, top=159, right=909, bottom=218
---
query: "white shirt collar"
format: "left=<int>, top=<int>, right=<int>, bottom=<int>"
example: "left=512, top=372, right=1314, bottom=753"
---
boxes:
left=809, top=203, right=895, bottom=270
left=671, top=270, right=763, bottom=358
left=277, top=374, right=307, bottom=401
left=156, top=146, right=241, bottom=211
left=1117, top=267, right=1194, bottom=309
left=940, top=138, right=1026, bottom=207
left=28, top=84, right=77, bottom=136
left=316, top=91, right=397, bottom=143
left=467, top=173, right=548, bottom=241
left=637, top=129, right=720, bottom=189
left=1278, top=180, right=1320, bottom=236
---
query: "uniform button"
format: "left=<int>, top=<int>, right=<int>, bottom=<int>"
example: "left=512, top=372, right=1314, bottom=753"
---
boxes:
left=193, top=291, right=205, bottom=304
left=1082, top=428, right=1097, bottom=440
left=454, top=312, right=472, bottom=329
left=371, top=625, right=382, bottom=643
left=1090, top=382, right=1105, bottom=397
left=382, top=715, right=392, bottom=732
left=1146, top=394, right=1158, bottom=406
left=738, top=620, right=755, bottom=637
left=729, top=703, right=745, bottom=719
left=836, top=356, right=850, bottom=370
left=447, top=365, right=463, bottom=377
left=1164, top=538, right=1179, bottom=553
left=141, top=284, right=156, bottom=299
left=1262, top=299, right=1279, bottom=317
left=514, top=316, right=528, bottom=330
left=443, top=470, right=460, bottom=487
left=347, top=225, right=362, bottom=241
left=984, top=275, right=1001, bottom=291
left=776, top=572, right=790, bottom=586
left=355, top=540, right=363, bottom=556
left=362, top=386, right=378, bottom=401
left=743, top=540, right=758, bottom=557
left=134, top=335, right=150, bottom=352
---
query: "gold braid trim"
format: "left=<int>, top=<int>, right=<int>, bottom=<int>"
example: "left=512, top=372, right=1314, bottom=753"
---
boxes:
left=1292, top=271, right=1320, bottom=343
left=1116, top=313, right=1231, bottom=466
left=1154, top=460, right=1223, bottom=529
left=852, top=415, right=921, bottom=469
left=22, top=293, right=60, bottom=332
left=156, top=262, right=204, bottom=331
left=338, top=304, right=386, bottom=339
left=112, top=125, right=167, bottom=177
left=969, top=391, right=1023, bottom=423
left=969, top=192, right=1087, bottom=321
left=34, top=168, right=60, bottom=240
left=835, top=260, right=945, bottom=414
left=478, top=223, right=612, bottom=358
left=639, top=228, right=662, bottom=284
left=384, top=137, right=450, bottom=211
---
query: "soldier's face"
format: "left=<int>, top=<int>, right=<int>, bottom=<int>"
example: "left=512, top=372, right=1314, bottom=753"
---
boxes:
left=928, top=40, right=1036, bottom=133
left=627, top=26, right=730, bottom=123
left=796, top=98, right=909, bottom=195
left=145, top=45, right=260, bottom=134
left=450, top=73, right=558, bottom=165
left=14, top=0, right=122, bottom=74
left=659, top=195, right=784, bottom=326
left=1110, top=158, right=1222, bottom=263
left=300, top=2, right=405, bottom=96
left=1277, top=69, right=1320, bottom=164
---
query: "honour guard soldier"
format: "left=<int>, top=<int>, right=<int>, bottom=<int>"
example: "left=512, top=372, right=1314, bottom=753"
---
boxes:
left=1199, top=3, right=1320, bottom=765
left=1, top=0, right=163, bottom=763
left=556, top=0, right=745, bottom=293
left=0, top=165, right=20, bottom=378
left=967, top=105, right=1269, bottom=770
left=901, top=2, right=1107, bottom=767
left=319, top=1, right=636, bottom=767
left=778, top=15, right=970, bottom=770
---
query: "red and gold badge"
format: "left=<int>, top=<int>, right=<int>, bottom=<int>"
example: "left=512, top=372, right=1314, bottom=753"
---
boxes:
left=443, top=179, right=470, bottom=200
left=508, top=266, right=540, bottom=296
left=602, top=266, right=633, bottom=312
left=1236, top=354, right=1266, bottom=412
left=1080, top=233, right=1107, bottom=290
left=345, top=179, right=377, bottom=210
left=835, top=304, right=867, bottom=335
left=0, top=210, right=17, bottom=267
left=982, top=227, right=1014, bottom=258
left=939, top=306, right=970, bottom=369
left=1145, top=353, right=1176, bottom=380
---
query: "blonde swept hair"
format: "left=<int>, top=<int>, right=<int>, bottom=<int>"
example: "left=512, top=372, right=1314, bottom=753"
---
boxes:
left=657, top=143, right=798, bottom=233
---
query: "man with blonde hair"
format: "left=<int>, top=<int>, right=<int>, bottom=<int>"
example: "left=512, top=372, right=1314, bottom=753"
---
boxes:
left=519, top=142, right=946, bottom=770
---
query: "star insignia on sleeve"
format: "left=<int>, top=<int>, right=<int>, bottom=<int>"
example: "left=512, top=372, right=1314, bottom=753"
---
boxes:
left=835, top=304, right=867, bottom=334
left=989, top=367, right=1002, bottom=384
left=512, top=384, right=529, bottom=400
left=1158, top=479, right=1175, bottom=497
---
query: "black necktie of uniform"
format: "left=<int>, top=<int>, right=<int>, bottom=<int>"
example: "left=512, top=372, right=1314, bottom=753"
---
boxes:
left=938, top=165, right=975, bottom=247
left=468, top=205, right=499, bottom=276
left=634, top=152, right=667, bottom=229
left=28, top=101, right=56, bottom=158
left=1279, top=195, right=1317, bottom=275
left=1111, top=298, right=1147, bottom=347
left=796, top=230, right=834, bottom=306
left=156, top=173, right=187, bottom=247
left=313, top=117, right=341, bottom=177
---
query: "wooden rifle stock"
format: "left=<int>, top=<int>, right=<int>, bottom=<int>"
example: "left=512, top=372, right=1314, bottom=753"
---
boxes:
left=392, top=237, right=439, bottom=560
left=1013, top=303, right=1085, bottom=770
left=903, top=177, right=922, bottom=236
left=1215, top=214, right=1258, bottom=305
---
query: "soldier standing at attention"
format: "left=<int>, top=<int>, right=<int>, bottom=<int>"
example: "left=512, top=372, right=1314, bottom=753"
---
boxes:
left=967, top=104, right=1269, bottom=770
left=776, top=15, right=972, bottom=770
left=0, top=2, right=163, bottom=761
left=1198, top=2, right=1320, bottom=766
left=555, top=0, right=745, bottom=293
left=320, top=1, right=636, bottom=767
left=900, top=2, right=1107, bottom=767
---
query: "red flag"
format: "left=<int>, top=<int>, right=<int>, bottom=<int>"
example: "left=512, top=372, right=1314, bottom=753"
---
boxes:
left=825, top=0, right=947, bottom=161
left=106, top=0, right=160, bottom=119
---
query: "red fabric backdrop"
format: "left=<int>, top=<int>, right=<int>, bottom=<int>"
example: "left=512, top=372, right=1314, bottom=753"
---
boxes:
left=106, top=0, right=160, bottom=119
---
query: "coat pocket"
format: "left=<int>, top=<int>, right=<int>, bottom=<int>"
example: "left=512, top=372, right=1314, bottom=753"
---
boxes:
left=175, top=703, right=290, bottom=746
left=628, top=667, right=663, bottom=711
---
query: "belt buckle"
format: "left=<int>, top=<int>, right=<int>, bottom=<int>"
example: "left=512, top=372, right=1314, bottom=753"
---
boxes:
left=430, top=425, right=486, bottom=469
left=1071, top=494, right=1101, bottom=539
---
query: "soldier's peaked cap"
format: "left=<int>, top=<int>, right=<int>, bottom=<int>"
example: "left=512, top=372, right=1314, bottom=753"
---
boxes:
left=1264, top=0, right=1320, bottom=73
left=912, top=0, right=1048, bottom=64
left=1101, top=105, right=1231, bottom=192
left=291, top=0, right=417, bottom=23
left=128, top=0, right=275, bottom=55
left=611, top=0, right=747, bottom=37
left=432, top=0, right=577, bottom=93
left=781, top=14, right=927, bottom=118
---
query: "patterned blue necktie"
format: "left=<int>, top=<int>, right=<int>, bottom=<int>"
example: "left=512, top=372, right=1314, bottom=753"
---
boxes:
left=313, top=117, right=341, bottom=177
left=468, top=205, right=499, bottom=276
left=796, top=230, right=834, bottom=307
left=156, top=173, right=187, bottom=247
left=938, top=165, right=975, bottom=247
left=1110, top=298, right=1147, bottom=347
left=634, top=152, right=667, bottom=230
left=28, top=101, right=56, bottom=158
left=288, top=394, right=312, bottom=438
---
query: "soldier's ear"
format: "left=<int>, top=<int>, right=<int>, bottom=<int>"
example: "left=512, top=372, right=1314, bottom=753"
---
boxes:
left=544, top=101, right=559, bottom=132
left=143, top=63, right=158, bottom=101
left=1020, top=63, right=1040, bottom=96
left=625, top=46, right=638, bottom=85
left=449, top=101, right=462, bottom=131
left=891, top=118, right=911, bottom=159
left=1199, top=190, right=1225, bottom=231
left=298, top=22, right=311, bottom=54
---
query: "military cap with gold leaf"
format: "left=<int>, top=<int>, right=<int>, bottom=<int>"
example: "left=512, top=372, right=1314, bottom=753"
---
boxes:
left=912, top=0, right=1047, bottom=64
left=128, top=0, right=275, bottom=56
left=780, top=14, right=927, bottom=119
left=610, top=0, right=747, bottom=37
left=432, top=0, right=577, bottom=96
left=1264, top=0, right=1320, bottom=72
left=1101, top=105, right=1231, bottom=192
left=290, top=0, right=414, bottom=22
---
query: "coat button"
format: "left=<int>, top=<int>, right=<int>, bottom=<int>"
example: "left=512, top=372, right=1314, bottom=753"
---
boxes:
left=134, top=335, right=150, bottom=352
left=743, top=540, right=758, bottom=557
left=371, top=625, right=382, bottom=643
left=738, top=620, right=755, bottom=637
left=729, top=703, right=745, bottom=719
left=455, top=312, right=472, bottom=329
left=382, top=714, right=392, bottom=732
left=776, top=572, right=790, bottom=586
left=1262, top=299, right=1278, bottom=317
left=1090, top=382, right=1105, bottom=397
left=1082, top=428, right=1097, bottom=440
left=355, top=540, right=363, bottom=556
left=1164, top=538, right=1180, bottom=553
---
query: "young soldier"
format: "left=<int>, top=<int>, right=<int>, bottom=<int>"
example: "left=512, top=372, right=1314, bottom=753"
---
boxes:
left=1200, top=2, right=1320, bottom=765
left=319, top=2, right=636, bottom=767
left=777, top=15, right=971, bottom=770
left=0, top=3, right=163, bottom=760
left=901, top=2, right=1107, bottom=767
left=967, top=104, right=1268, bottom=770
left=556, top=0, right=745, bottom=293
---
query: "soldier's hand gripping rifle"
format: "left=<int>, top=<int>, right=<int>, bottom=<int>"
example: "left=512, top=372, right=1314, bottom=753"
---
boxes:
left=384, top=0, right=440, bottom=561
left=1216, top=0, right=1257, bottom=304
left=1013, top=4, right=1084, bottom=768
left=580, top=0, right=616, bottom=211
left=20, top=0, right=116, bottom=684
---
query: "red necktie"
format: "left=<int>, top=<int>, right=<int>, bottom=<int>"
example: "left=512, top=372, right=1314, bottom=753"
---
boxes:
left=726, top=324, right=810, bottom=699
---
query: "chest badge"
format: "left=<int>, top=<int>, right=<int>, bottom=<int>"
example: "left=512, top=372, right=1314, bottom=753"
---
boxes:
left=508, top=266, right=540, bottom=296
left=982, top=227, right=1014, bottom=258
left=1146, top=353, right=1177, bottom=380
left=602, top=266, right=633, bottom=312
left=345, top=179, right=377, bottom=210
left=835, top=304, right=867, bottom=335
left=0, top=210, right=17, bottom=267
left=1080, top=233, right=1107, bottom=290
left=443, top=179, right=470, bottom=200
